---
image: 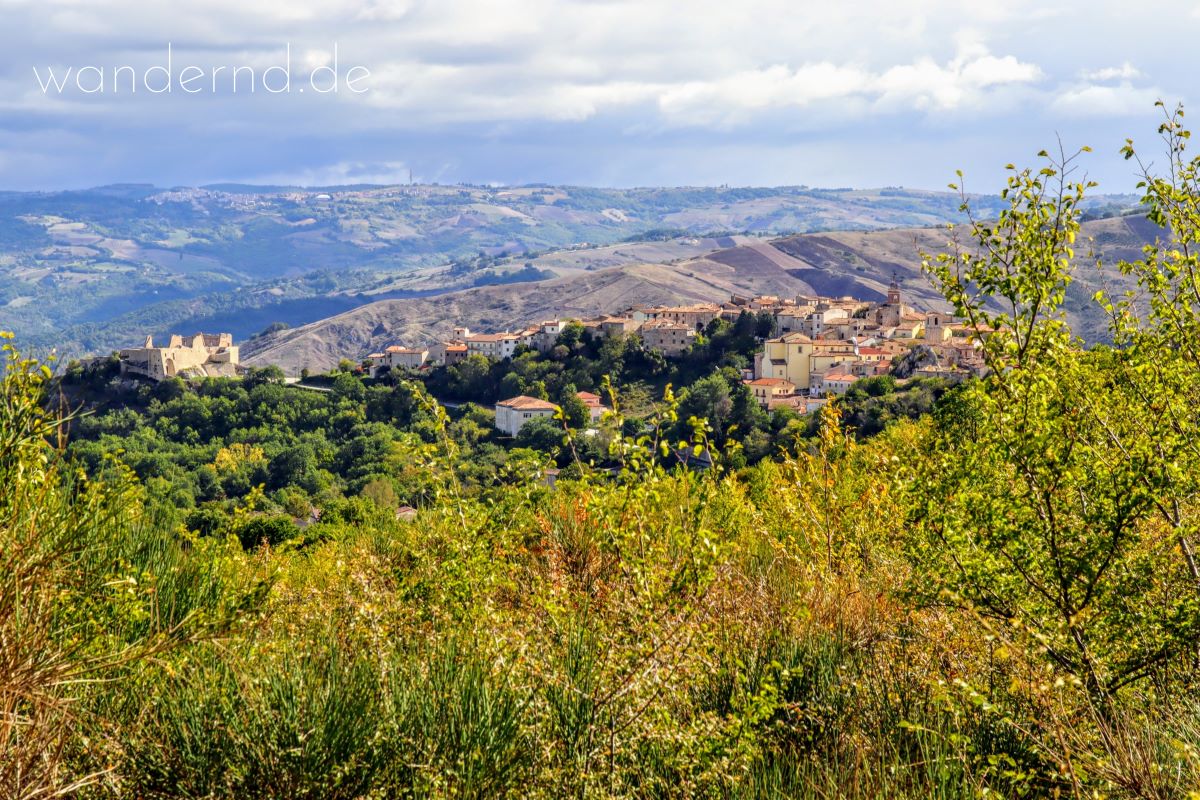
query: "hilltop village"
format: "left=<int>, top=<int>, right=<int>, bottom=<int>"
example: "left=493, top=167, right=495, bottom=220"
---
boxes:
left=113, top=278, right=986, bottom=437
left=357, top=277, right=986, bottom=434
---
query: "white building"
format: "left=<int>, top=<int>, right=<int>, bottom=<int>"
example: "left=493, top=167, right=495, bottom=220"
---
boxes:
left=467, top=332, right=522, bottom=360
left=495, top=395, right=559, bottom=436
left=811, top=370, right=858, bottom=396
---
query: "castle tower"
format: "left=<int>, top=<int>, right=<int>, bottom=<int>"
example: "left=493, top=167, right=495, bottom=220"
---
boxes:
left=887, top=274, right=901, bottom=306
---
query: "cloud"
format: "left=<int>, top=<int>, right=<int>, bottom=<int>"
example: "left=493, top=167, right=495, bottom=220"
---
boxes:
left=654, top=45, right=1041, bottom=126
left=1082, top=62, right=1143, bottom=82
left=1055, top=81, right=1161, bottom=117
left=0, top=0, right=1187, bottom=190
left=247, top=159, right=414, bottom=185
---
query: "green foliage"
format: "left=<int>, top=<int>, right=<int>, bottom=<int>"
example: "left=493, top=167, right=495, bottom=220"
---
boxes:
left=9, top=114, right=1200, bottom=799
left=915, top=142, right=1200, bottom=713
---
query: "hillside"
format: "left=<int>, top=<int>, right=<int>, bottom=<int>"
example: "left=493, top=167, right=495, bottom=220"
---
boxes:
left=766, top=213, right=1159, bottom=341
left=245, top=213, right=1158, bottom=373
left=243, top=257, right=814, bottom=374
left=2, top=184, right=1030, bottom=356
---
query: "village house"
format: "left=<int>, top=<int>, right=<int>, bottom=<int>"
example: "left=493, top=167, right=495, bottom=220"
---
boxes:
left=530, top=320, right=566, bottom=352
left=800, top=306, right=850, bottom=337
left=495, top=395, right=559, bottom=436
left=774, top=309, right=808, bottom=334
left=365, top=345, right=428, bottom=376
left=810, top=340, right=859, bottom=373
left=632, top=303, right=721, bottom=331
left=757, top=332, right=814, bottom=389
left=466, top=332, right=522, bottom=360
left=639, top=319, right=696, bottom=356
left=598, top=316, right=642, bottom=337
left=891, top=318, right=926, bottom=340
left=811, top=369, right=858, bottom=396
left=118, top=333, right=239, bottom=381
left=766, top=394, right=814, bottom=413
left=442, top=343, right=469, bottom=365
left=744, top=377, right=797, bottom=409
left=576, top=391, right=608, bottom=424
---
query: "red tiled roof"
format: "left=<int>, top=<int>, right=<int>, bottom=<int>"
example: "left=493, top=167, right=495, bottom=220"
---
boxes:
left=497, top=395, right=558, bottom=410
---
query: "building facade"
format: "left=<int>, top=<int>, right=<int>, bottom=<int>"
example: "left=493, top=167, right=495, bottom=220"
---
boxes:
left=495, top=395, right=559, bottom=436
left=118, top=333, right=239, bottom=381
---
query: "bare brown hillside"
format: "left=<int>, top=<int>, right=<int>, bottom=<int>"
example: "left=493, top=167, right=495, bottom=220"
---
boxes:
left=768, top=215, right=1156, bottom=341
left=243, top=258, right=813, bottom=374
left=244, top=215, right=1158, bottom=374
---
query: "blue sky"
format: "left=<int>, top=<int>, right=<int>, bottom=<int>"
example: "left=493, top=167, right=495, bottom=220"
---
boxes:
left=0, top=0, right=1193, bottom=192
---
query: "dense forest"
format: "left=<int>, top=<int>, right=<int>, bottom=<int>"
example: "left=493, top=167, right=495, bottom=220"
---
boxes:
left=5, top=109, right=1200, bottom=799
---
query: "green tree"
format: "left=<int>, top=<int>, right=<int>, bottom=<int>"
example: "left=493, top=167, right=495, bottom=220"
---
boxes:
left=912, top=142, right=1200, bottom=710
left=557, top=385, right=590, bottom=429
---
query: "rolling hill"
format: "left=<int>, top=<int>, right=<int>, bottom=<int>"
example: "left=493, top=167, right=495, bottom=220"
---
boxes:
left=0, top=184, right=1034, bottom=356
left=243, top=213, right=1159, bottom=374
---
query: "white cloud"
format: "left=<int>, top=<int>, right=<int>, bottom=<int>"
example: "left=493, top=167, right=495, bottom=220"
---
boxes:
left=1055, top=81, right=1161, bottom=117
left=0, top=0, right=1186, bottom=189
left=652, top=44, right=1042, bottom=125
left=1082, top=62, right=1143, bottom=81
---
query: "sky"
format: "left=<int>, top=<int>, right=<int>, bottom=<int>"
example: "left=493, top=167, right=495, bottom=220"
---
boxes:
left=0, top=0, right=1194, bottom=193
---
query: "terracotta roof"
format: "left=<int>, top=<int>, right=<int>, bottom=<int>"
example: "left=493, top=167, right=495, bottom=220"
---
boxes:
left=775, top=332, right=813, bottom=344
left=497, top=395, right=558, bottom=411
left=746, top=378, right=794, bottom=387
left=385, top=345, right=425, bottom=354
left=576, top=391, right=603, bottom=405
left=468, top=332, right=520, bottom=342
left=445, top=343, right=468, bottom=351
left=823, top=372, right=856, bottom=382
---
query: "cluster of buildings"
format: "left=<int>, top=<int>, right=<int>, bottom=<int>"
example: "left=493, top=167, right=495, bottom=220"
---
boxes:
left=747, top=279, right=985, bottom=407
left=113, top=280, right=986, bottom=440
left=117, top=333, right=240, bottom=381
left=363, top=307, right=726, bottom=378
left=367, top=277, right=987, bottom=432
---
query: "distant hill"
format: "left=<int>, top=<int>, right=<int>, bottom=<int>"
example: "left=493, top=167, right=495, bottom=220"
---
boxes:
left=0, top=182, right=1145, bottom=359
left=0, top=183, right=1037, bottom=356
left=242, top=256, right=815, bottom=374
left=243, top=213, right=1159, bottom=374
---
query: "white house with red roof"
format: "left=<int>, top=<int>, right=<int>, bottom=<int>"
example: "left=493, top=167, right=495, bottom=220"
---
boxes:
left=495, top=395, right=559, bottom=436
